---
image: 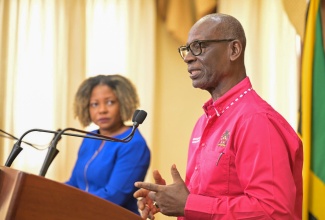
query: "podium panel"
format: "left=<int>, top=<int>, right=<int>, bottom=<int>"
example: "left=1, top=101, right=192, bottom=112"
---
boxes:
left=0, top=166, right=141, bottom=220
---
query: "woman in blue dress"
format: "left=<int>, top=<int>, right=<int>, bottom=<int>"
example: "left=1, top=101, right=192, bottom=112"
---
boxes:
left=66, top=74, right=150, bottom=215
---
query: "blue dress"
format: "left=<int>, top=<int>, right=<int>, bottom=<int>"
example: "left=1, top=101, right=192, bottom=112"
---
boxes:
left=66, top=127, right=150, bottom=214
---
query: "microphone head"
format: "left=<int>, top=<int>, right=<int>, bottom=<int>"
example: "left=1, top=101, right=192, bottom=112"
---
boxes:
left=132, top=110, right=140, bottom=122
left=134, top=110, right=147, bottom=125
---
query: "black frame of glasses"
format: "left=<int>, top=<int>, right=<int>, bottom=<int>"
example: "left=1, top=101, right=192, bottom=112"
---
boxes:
left=178, top=39, right=235, bottom=59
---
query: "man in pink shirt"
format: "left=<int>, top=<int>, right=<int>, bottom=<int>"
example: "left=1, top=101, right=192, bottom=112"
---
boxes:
left=134, top=13, right=303, bottom=220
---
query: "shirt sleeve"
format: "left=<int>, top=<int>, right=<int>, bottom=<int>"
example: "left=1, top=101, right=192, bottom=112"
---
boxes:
left=183, top=113, right=302, bottom=219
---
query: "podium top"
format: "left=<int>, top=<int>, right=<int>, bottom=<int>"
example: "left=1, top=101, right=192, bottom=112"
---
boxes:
left=0, top=166, right=142, bottom=220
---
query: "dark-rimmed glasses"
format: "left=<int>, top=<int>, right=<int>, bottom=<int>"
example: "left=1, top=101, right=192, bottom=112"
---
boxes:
left=178, top=39, right=235, bottom=59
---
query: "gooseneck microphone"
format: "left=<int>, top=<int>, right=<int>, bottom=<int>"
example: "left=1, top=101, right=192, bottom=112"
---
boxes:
left=39, top=110, right=147, bottom=176
left=5, top=110, right=147, bottom=177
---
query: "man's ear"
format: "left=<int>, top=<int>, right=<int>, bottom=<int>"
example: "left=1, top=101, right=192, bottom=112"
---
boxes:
left=229, top=40, right=242, bottom=61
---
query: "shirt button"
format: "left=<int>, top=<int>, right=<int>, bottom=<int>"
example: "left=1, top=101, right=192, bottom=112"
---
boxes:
left=201, top=143, right=205, bottom=147
left=195, top=166, right=198, bottom=170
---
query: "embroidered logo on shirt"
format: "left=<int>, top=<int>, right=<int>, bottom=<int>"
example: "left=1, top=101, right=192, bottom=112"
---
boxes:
left=192, top=137, right=201, bottom=143
left=217, top=130, right=230, bottom=147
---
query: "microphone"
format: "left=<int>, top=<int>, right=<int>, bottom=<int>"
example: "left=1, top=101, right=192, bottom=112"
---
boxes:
left=4, top=128, right=61, bottom=167
left=38, top=129, right=62, bottom=176
left=5, top=110, right=147, bottom=176
left=4, top=113, right=142, bottom=168
left=133, top=109, right=147, bottom=125
left=38, top=110, right=147, bottom=176
left=132, top=109, right=140, bottom=122
left=123, top=109, right=147, bottom=142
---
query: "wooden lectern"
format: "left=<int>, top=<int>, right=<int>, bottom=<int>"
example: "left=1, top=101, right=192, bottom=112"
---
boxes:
left=0, top=166, right=142, bottom=220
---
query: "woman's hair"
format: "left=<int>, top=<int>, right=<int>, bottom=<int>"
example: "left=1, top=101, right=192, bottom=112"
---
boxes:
left=74, top=74, right=139, bottom=127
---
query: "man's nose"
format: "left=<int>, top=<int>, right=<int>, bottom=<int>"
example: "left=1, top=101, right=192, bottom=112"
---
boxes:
left=184, top=50, right=197, bottom=63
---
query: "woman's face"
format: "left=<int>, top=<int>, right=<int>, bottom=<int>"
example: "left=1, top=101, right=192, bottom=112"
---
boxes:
left=88, top=84, right=123, bottom=135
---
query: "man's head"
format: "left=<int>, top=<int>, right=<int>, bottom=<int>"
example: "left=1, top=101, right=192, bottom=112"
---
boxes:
left=179, top=13, right=247, bottom=100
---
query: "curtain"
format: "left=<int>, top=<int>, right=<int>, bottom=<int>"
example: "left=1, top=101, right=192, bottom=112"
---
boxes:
left=282, top=0, right=308, bottom=38
left=0, top=0, right=155, bottom=182
left=156, top=0, right=217, bottom=44
left=218, top=0, right=300, bottom=129
left=0, top=0, right=75, bottom=176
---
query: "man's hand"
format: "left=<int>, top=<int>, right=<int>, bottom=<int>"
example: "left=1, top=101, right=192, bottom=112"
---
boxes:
left=134, top=164, right=189, bottom=218
left=134, top=168, right=166, bottom=219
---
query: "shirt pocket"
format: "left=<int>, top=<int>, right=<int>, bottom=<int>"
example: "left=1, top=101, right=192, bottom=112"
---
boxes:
left=200, top=148, right=230, bottom=196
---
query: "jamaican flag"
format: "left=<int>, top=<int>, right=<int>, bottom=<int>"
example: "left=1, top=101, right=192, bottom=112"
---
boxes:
left=299, top=0, right=325, bottom=219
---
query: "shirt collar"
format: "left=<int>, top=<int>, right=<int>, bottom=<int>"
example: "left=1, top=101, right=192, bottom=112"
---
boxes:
left=202, top=76, right=253, bottom=118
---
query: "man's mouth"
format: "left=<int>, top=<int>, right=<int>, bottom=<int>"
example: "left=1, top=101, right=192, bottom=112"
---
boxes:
left=189, top=69, right=201, bottom=79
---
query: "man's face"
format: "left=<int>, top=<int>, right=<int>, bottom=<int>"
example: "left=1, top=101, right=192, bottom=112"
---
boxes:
left=184, top=19, right=231, bottom=93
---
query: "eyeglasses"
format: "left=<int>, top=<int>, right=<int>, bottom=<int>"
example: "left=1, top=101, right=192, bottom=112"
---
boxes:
left=178, top=39, right=235, bottom=59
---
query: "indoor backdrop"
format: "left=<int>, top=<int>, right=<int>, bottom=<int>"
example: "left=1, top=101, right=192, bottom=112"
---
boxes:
left=0, top=0, right=322, bottom=220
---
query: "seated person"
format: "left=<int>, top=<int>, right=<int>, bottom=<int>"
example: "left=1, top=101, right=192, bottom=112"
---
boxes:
left=66, top=74, right=150, bottom=215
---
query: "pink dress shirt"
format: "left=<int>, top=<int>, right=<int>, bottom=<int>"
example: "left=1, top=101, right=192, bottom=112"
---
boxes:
left=178, top=77, right=303, bottom=220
